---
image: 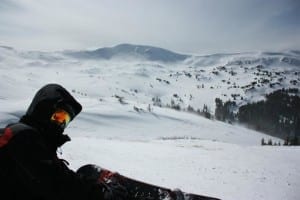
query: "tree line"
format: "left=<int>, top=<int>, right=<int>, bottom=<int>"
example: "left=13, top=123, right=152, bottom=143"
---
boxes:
left=215, top=88, right=300, bottom=145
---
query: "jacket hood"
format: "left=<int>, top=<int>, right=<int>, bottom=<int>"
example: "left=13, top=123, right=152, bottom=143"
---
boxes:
left=25, top=84, right=82, bottom=121
left=20, top=84, right=82, bottom=151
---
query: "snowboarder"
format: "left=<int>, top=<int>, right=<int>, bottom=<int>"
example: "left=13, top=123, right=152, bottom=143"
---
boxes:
left=0, top=84, right=127, bottom=200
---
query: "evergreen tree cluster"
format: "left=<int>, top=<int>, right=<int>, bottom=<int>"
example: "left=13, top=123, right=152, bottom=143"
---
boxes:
left=261, top=138, right=282, bottom=146
left=214, top=98, right=236, bottom=122
left=187, top=104, right=212, bottom=119
left=199, top=104, right=212, bottom=119
left=152, top=96, right=162, bottom=107
left=238, top=88, right=300, bottom=139
left=214, top=88, right=300, bottom=144
left=283, top=135, right=299, bottom=146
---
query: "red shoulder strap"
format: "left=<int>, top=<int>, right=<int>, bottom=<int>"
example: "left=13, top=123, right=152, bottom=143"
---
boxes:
left=0, top=123, right=34, bottom=148
left=0, top=128, right=14, bottom=148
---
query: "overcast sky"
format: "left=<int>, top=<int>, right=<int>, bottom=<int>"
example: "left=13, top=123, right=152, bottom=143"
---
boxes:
left=0, top=0, right=299, bottom=54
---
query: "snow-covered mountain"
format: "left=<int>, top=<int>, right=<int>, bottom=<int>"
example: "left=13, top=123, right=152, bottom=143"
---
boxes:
left=2, top=44, right=299, bottom=114
left=187, top=50, right=300, bottom=67
left=0, top=44, right=299, bottom=200
left=63, top=44, right=189, bottom=62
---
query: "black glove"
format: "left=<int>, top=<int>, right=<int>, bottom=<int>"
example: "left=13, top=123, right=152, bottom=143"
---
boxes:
left=100, top=178, right=128, bottom=200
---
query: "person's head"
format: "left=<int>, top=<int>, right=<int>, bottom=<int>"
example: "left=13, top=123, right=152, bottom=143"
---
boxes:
left=21, top=84, right=82, bottom=148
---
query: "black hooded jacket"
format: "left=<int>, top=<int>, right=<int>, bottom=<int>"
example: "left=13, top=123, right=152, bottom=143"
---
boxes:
left=0, top=84, right=104, bottom=200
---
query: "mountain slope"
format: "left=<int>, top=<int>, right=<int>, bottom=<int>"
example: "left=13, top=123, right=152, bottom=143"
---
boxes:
left=0, top=44, right=300, bottom=200
left=0, top=45, right=299, bottom=112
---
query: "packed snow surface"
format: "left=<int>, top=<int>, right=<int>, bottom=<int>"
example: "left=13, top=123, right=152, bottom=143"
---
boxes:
left=0, top=45, right=299, bottom=200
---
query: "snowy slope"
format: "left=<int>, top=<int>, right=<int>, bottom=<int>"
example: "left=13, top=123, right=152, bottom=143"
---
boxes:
left=0, top=45, right=299, bottom=200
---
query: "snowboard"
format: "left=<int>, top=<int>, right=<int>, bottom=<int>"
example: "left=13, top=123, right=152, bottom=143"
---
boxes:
left=77, top=164, right=221, bottom=200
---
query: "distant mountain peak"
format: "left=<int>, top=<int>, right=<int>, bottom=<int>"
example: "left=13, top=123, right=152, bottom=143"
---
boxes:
left=64, top=43, right=189, bottom=62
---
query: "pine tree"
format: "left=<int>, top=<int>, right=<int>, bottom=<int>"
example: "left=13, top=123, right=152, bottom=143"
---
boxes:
left=267, top=139, right=273, bottom=146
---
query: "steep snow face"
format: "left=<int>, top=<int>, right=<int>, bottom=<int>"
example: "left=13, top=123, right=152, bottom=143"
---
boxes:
left=0, top=45, right=300, bottom=200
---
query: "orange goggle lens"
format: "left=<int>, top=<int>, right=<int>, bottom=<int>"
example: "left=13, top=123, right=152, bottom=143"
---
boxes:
left=50, top=109, right=71, bottom=128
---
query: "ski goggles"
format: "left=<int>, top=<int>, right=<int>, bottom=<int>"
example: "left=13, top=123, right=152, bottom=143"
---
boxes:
left=50, top=109, right=71, bottom=128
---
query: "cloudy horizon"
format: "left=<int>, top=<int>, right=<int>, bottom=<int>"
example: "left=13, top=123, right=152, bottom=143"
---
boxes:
left=0, top=0, right=299, bottom=54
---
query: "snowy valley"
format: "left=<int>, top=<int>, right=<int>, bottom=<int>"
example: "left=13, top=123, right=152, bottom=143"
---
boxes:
left=0, top=44, right=299, bottom=200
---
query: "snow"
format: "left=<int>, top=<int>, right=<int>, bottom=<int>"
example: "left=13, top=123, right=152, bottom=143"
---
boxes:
left=0, top=45, right=300, bottom=200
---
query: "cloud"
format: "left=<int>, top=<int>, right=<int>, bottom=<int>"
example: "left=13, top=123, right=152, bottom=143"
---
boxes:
left=0, top=0, right=299, bottom=54
left=0, top=0, right=21, bottom=11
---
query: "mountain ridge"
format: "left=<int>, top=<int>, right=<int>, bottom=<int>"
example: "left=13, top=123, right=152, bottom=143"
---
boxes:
left=63, top=43, right=189, bottom=62
left=1, top=43, right=300, bottom=66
